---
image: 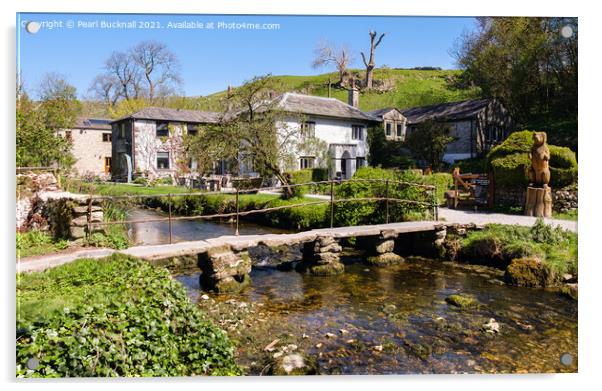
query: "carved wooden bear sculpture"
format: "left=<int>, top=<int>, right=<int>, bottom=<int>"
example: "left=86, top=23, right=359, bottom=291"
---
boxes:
left=528, top=132, right=550, bottom=187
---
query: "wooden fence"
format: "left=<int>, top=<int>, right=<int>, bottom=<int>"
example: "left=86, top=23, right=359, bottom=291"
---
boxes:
left=83, top=178, right=438, bottom=244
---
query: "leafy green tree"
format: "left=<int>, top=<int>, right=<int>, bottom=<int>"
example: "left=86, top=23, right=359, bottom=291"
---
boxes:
left=405, top=120, right=454, bottom=170
left=185, top=75, right=302, bottom=197
left=367, top=126, right=415, bottom=169
left=16, top=74, right=79, bottom=168
left=454, top=17, right=577, bottom=149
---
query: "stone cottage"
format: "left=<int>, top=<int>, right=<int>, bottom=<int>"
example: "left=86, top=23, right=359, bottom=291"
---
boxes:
left=400, top=98, right=512, bottom=163
left=110, top=107, right=221, bottom=181
left=56, top=117, right=113, bottom=177
left=366, top=108, right=408, bottom=142
left=268, top=90, right=379, bottom=179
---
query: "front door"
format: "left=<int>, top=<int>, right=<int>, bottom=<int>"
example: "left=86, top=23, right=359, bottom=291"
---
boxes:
left=340, top=158, right=347, bottom=179
left=104, top=157, right=112, bottom=174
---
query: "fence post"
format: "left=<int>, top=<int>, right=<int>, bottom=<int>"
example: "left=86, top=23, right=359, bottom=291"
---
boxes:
left=86, top=193, right=93, bottom=241
left=385, top=179, right=390, bottom=224
left=330, top=180, right=335, bottom=228
left=433, top=185, right=439, bottom=221
left=168, top=193, right=173, bottom=244
left=235, top=187, right=240, bottom=236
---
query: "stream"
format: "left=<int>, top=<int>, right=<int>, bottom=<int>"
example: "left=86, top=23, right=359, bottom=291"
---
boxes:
left=129, top=208, right=578, bottom=374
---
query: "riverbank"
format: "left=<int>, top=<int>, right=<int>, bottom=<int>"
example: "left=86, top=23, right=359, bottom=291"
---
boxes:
left=16, top=254, right=240, bottom=377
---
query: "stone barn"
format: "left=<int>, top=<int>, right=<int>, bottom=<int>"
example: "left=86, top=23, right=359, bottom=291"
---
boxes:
left=401, top=98, right=513, bottom=163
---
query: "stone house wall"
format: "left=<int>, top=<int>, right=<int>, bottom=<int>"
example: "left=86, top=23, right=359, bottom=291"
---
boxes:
left=57, top=128, right=112, bottom=177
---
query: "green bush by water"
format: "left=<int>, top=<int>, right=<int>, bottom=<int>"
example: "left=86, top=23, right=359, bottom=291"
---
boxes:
left=16, top=254, right=240, bottom=377
left=461, top=219, right=577, bottom=276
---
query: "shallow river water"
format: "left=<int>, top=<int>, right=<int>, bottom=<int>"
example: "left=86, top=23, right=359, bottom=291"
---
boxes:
left=128, top=208, right=577, bottom=374
left=177, top=255, right=578, bottom=375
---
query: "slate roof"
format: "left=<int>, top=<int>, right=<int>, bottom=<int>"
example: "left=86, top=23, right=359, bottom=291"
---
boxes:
left=111, top=107, right=221, bottom=124
left=366, top=107, right=404, bottom=119
left=73, top=117, right=112, bottom=130
left=275, top=93, right=378, bottom=122
left=400, top=98, right=493, bottom=124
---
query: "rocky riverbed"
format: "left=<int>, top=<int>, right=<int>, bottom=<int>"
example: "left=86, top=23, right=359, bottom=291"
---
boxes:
left=176, top=255, right=578, bottom=375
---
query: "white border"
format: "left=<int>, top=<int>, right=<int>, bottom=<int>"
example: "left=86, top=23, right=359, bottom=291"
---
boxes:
left=3, top=1, right=600, bottom=390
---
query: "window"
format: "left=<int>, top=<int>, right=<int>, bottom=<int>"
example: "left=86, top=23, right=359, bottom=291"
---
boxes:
left=156, top=121, right=169, bottom=137
left=102, top=133, right=112, bottom=142
left=300, top=157, right=315, bottom=169
left=396, top=123, right=403, bottom=138
left=385, top=121, right=392, bottom=136
left=157, top=152, right=170, bottom=169
left=356, top=157, right=366, bottom=168
left=187, top=123, right=198, bottom=136
left=301, top=121, right=315, bottom=138
left=352, top=125, right=364, bottom=140
left=119, top=123, right=126, bottom=139
left=65, top=131, right=72, bottom=142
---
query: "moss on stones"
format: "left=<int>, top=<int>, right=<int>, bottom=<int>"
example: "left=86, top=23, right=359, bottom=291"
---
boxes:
left=445, top=294, right=479, bottom=308
left=366, top=253, right=404, bottom=266
left=309, top=262, right=345, bottom=276
left=504, top=258, right=555, bottom=287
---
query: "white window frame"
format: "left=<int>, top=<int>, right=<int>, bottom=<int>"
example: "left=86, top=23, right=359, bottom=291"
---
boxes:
left=299, top=156, right=315, bottom=169
left=352, top=125, right=364, bottom=140
left=157, top=151, right=170, bottom=170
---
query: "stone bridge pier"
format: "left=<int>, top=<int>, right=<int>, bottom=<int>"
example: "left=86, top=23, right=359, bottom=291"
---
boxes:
left=358, top=229, right=404, bottom=266
left=199, top=245, right=252, bottom=293
left=300, top=235, right=344, bottom=275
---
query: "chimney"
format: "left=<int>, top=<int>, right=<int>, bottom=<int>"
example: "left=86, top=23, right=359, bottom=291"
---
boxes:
left=226, top=85, right=233, bottom=112
left=348, top=78, right=359, bottom=108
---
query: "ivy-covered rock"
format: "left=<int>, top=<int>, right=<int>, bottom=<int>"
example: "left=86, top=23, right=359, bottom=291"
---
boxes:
left=16, top=254, right=240, bottom=377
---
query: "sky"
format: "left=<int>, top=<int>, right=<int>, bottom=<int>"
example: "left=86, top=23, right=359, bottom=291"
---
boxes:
left=17, top=13, right=478, bottom=98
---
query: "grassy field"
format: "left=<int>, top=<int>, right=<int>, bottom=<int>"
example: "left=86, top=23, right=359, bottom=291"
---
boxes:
left=82, top=69, right=482, bottom=118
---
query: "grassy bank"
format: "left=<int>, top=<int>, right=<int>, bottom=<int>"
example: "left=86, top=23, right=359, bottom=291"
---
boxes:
left=16, top=231, right=69, bottom=258
left=458, top=219, right=577, bottom=277
left=16, top=254, right=240, bottom=377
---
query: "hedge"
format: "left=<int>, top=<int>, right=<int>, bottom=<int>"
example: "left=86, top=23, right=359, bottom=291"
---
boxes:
left=333, top=167, right=449, bottom=227
left=16, top=254, right=240, bottom=377
left=487, top=130, right=578, bottom=190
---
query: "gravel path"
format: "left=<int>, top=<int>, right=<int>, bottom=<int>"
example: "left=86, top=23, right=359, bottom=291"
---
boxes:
left=438, top=207, right=577, bottom=232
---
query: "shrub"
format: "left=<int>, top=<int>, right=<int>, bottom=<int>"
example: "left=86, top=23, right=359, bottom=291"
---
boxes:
left=487, top=130, right=578, bottom=190
left=16, top=254, right=240, bottom=377
left=132, top=177, right=149, bottom=186
left=288, top=169, right=313, bottom=198
left=453, top=157, right=487, bottom=174
left=460, top=220, right=577, bottom=275
left=333, top=167, right=439, bottom=226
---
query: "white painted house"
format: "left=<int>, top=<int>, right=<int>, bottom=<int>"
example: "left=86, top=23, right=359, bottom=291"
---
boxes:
left=269, top=91, right=378, bottom=179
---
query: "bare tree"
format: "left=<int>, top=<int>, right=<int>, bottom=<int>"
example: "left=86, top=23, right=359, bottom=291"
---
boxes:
left=360, top=31, right=385, bottom=89
left=88, top=74, right=120, bottom=107
left=104, top=51, right=141, bottom=101
left=312, top=41, right=354, bottom=85
left=130, top=40, right=182, bottom=102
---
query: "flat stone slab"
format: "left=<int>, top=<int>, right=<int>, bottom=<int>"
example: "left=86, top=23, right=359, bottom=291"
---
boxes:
left=17, top=211, right=575, bottom=273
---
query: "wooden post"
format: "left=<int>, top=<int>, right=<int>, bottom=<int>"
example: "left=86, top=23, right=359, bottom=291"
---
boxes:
left=235, top=188, right=240, bottom=236
left=385, top=179, right=390, bottom=224
left=433, top=185, right=439, bottom=221
left=86, top=194, right=93, bottom=241
left=168, top=193, right=173, bottom=244
left=525, top=186, right=552, bottom=218
left=330, top=180, right=335, bottom=228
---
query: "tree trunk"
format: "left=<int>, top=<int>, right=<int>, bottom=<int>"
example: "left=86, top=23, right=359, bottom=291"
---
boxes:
left=362, top=31, right=385, bottom=90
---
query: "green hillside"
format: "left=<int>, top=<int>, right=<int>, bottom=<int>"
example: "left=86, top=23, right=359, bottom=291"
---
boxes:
left=167, top=68, right=481, bottom=113
left=83, top=68, right=482, bottom=118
